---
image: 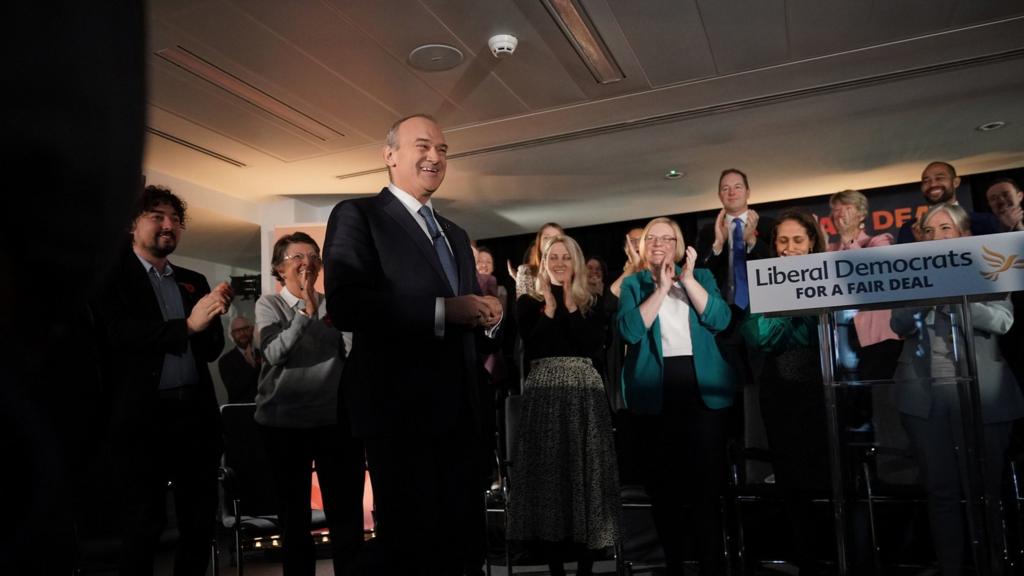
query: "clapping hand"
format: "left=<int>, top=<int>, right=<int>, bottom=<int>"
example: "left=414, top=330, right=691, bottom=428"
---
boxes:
left=679, top=246, right=697, bottom=283
left=744, top=209, right=759, bottom=247
left=302, top=265, right=319, bottom=317
left=999, top=205, right=1024, bottom=231
left=712, top=209, right=729, bottom=253
left=655, top=260, right=675, bottom=294
left=538, top=270, right=556, bottom=318
left=623, top=233, right=642, bottom=272
left=187, top=281, right=232, bottom=334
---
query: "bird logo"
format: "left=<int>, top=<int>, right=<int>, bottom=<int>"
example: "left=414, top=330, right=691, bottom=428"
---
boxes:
left=979, top=246, right=1024, bottom=281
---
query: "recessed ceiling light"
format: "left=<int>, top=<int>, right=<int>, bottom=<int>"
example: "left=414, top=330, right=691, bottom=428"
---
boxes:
left=976, top=121, right=1007, bottom=132
left=408, top=44, right=463, bottom=72
left=664, top=169, right=684, bottom=180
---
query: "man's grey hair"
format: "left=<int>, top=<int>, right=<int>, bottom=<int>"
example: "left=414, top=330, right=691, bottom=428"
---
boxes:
left=384, top=113, right=440, bottom=149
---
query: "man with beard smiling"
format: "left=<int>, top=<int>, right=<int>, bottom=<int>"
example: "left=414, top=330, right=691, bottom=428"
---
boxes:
left=98, top=185, right=232, bottom=575
left=896, top=161, right=1001, bottom=243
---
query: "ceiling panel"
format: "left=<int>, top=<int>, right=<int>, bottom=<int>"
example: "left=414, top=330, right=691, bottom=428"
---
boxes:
left=867, top=0, right=957, bottom=39
left=607, top=0, right=716, bottom=86
left=149, top=60, right=334, bottom=160
left=157, top=0, right=396, bottom=143
left=950, top=0, right=1024, bottom=25
left=507, top=0, right=651, bottom=101
left=419, top=0, right=600, bottom=109
left=326, top=0, right=532, bottom=123
left=785, top=0, right=875, bottom=58
left=697, top=0, right=788, bottom=73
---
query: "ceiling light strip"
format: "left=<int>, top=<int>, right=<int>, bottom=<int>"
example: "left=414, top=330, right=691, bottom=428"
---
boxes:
left=155, top=46, right=345, bottom=142
left=334, top=48, right=1024, bottom=182
left=541, top=0, right=624, bottom=84
left=146, top=127, right=247, bottom=168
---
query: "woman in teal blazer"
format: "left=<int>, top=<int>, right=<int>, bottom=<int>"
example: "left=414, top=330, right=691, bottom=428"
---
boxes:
left=617, top=216, right=734, bottom=576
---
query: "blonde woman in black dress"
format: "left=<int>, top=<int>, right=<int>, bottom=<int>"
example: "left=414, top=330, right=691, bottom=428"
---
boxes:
left=508, top=234, right=619, bottom=576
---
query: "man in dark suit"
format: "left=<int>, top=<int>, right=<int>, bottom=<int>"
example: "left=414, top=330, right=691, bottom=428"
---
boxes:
left=896, top=161, right=1001, bottom=243
left=323, top=114, right=501, bottom=575
left=696, top=169, right=774, bottom=441
left=697, top=168, right=774, bottom=305
left=218, top=316, right=261, bottom=404
left=98, top=185, right=232, bottom=575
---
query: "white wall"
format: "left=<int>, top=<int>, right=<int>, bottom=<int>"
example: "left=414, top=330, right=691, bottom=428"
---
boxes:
left=171, top=254, right=259, bottom=405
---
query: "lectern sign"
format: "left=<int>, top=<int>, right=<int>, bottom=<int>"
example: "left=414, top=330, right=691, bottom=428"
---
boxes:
left=747, top=232, right=1024, bottom=314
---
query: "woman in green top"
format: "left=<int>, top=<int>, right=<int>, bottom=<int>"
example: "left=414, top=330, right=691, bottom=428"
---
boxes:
left=617, top=216, right=733, bottom=576
left=741, top=210, right=829, bottom=575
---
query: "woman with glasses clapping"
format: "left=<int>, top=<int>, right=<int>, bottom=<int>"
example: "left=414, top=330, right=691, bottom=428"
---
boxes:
left=617, top=217, right=735, bottom=576
left=254, top=232, right=365, bottom=575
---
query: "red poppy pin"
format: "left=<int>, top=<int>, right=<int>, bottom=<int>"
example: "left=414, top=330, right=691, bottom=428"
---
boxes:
left=179, top=282, right=196, bottom=294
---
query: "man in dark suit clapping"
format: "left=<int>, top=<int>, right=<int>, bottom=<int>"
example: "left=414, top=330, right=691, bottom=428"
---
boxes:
left=98, top=186, right=232, bottom=575
left=323, top=114, right=502, bottom=575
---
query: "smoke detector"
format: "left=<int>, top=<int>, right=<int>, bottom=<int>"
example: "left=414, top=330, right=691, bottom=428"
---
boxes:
left=488, top=34, right=518, bottom=58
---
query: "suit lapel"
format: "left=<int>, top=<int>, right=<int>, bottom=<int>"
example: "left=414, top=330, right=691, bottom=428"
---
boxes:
left=378, top=189, right=454, bottom=296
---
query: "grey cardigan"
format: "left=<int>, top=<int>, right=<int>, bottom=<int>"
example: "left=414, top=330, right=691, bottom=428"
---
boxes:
left=890, top=298, right=1024, bottom=424
left=254, top=289, right=345, bottom=428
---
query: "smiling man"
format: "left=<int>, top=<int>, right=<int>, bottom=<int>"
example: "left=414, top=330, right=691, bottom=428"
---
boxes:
left=98, top=185, right=232, bottom=575
left=323, top=114, right=502, bottom=575
left=896, top=161, right=1001, bottom=243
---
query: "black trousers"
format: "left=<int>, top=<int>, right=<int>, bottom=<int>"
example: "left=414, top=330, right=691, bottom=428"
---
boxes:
left=629, top=356, right=729, bottom=576
left=118, top=395, right=219, bottom=576
left=760, top=376, right=830, bottom=572
left=259, top=423, right=365, bottom=576
left=363, top=413, right=481, bottom=576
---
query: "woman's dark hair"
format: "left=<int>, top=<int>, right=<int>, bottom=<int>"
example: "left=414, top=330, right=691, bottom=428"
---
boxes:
left=528, top=222, right=565, bottom=271
left=772, top=210, right=826, bottom=255
left=271, top=232, right=320, bottom=285
left=135, top=185, right=187, bottom=229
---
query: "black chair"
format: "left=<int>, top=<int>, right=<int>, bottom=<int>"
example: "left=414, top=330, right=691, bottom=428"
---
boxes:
left=856, top=443, right=932, bottom=574
left=614, top=483, right=663, bottom=576
left=728, top=445, right=779, bottom=576
left=218, top=403, right=327, bottom=576
left=1007, top=455, right=1024, bottom=572
left=499, top=394, right=522, bottom=573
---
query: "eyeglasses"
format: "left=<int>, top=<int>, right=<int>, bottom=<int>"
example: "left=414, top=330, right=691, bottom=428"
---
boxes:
left=283, top=253, right=321, bottom=264
left=645, top=235, right=677, bottom=245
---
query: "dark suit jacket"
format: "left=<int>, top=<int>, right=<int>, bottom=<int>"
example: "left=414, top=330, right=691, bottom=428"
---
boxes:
left=896, top=210, right=1001, bottom=243
left=696, top=215, right=775, bottom=306
left=97, top=243, right=224, bottom=456
left=323, top=188, right=486, bottom=439
left=217, top=347, right=260, bottom=404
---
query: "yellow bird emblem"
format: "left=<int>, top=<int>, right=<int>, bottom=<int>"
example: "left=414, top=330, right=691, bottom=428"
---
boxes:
left=980, top=246, right=1024, bottom=281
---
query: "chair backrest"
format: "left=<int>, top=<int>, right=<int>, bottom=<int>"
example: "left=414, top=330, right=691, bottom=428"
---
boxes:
left=504, top=394, right=522, bottom=466
left=220, top=403, right=278, bottom=517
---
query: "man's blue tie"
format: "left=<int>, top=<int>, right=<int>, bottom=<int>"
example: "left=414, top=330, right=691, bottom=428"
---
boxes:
left=418, top=205, right=459, bottom=294
left=732, top=217, right=749, bottom=309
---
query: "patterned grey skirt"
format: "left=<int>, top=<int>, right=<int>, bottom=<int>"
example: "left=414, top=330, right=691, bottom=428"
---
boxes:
left=508, top=356, right=621, bottom=549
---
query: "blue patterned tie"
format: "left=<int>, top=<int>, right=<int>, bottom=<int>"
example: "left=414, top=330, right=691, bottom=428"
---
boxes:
left=418, top=205, right=459, bottom=294
left=732, top=217, right=749, bottom=309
